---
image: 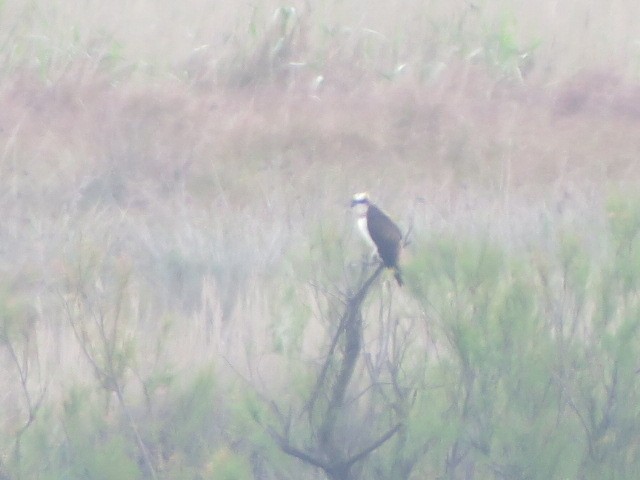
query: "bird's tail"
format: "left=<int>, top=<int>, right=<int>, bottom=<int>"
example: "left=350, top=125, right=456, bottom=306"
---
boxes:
left=393, top=267, right=404, bottom=287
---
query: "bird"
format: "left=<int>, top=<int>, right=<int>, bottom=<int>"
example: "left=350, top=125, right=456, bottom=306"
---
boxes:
left=350, top=192, right=404, bottom=286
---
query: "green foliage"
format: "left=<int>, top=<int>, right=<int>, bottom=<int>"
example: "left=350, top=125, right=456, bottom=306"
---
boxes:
left=482, top=13, right=539, bottom=80
left=269, top=283, right=311, bottom=357
left=158, top=368, right=221, bottom=469
left=208, top=448, right=252, bottom=480
left=401, top=201, right=640, bottom=478
left=57, top=386, right=141, bottom=480
left=5, top=195, right=640, bottom=479
left=0, top=285, right=37, bottom=346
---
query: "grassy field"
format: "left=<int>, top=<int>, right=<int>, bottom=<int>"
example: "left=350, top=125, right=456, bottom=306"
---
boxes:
left=2, top=1, right=640, bottom=479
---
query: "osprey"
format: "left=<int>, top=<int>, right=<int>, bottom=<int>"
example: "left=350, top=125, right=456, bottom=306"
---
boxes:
left=351, top=192, right=404, bottom=286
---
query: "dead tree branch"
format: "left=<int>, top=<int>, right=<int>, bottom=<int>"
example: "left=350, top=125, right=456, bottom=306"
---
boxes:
left=273, top=263, right=401, bottom=480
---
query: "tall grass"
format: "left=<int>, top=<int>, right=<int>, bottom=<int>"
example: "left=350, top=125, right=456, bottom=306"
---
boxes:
left=2, top=0, right=640, bottom=478
left=2, top=0, right=640, bottom=82
left=4, top=189, right=640, bottom=478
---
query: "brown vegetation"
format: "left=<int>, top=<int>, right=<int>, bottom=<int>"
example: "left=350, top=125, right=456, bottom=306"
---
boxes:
left=3, top=0, right=640, bottom=478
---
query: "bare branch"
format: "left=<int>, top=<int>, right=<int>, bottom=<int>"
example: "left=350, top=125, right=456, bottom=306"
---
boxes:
left=306, top=264, right=384, bottom=416
left=343, top=422, right=402, bottom=468
left=268, top=426, right=330, bottom=471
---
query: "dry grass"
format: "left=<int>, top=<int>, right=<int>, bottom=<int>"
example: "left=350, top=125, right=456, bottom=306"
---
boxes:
left=2, top=0, right=640, bottom=476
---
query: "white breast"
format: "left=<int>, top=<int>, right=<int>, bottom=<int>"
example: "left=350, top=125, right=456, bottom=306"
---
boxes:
left=357, top=216, right=377, bottom=252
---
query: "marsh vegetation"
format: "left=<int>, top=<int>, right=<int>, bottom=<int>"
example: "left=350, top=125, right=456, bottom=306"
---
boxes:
left=2, top=1, right=640, bottom=478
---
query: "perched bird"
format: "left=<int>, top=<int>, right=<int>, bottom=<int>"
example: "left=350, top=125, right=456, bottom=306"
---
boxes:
left=351, top=192, right=404, bottom=286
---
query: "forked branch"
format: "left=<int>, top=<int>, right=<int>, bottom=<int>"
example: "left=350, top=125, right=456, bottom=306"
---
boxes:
left=273, top=264, right=400, bottom=480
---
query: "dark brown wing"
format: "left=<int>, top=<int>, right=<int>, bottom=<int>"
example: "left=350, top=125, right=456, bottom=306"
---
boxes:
left=367, top=204, right=402, bottom=268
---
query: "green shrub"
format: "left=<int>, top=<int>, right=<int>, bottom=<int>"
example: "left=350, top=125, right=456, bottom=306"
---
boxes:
left=401, top=205, right=640, bottom=478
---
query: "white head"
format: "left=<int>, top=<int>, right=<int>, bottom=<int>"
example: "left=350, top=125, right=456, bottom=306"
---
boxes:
left=350, top=192, right=370, bottom=216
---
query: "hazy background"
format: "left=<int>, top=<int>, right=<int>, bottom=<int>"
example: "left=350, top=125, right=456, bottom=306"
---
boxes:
left=2, top=1, right=640, bottom=478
